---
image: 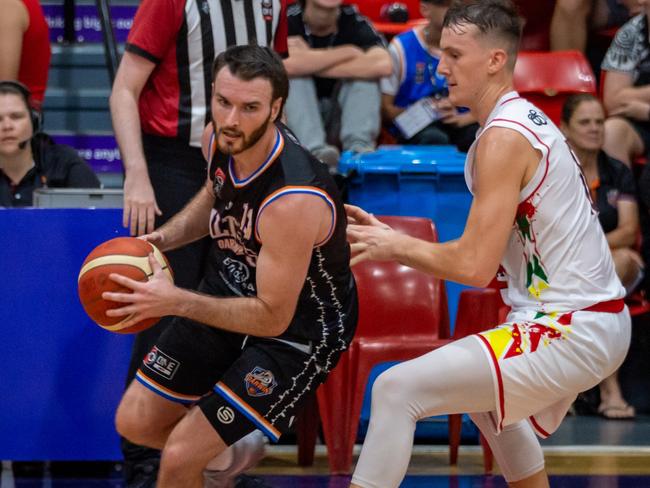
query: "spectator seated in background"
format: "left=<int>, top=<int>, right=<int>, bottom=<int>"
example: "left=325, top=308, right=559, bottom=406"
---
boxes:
left=561, top=93, right=640, bottom=420
left=601, top=2, right=650, bottom=166
left=379, top=0, right=478, bottom=151
left=0, top=0, right=51, bottom=108
left=550, top=0, right=641, bottom=53
left=0, top=81, right=100, bottom=207
left=283, top=0, right=392, bottom=172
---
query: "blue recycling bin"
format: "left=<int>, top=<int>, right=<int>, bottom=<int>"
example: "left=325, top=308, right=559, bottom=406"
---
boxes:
left=340, top=145, right=473, bottom=328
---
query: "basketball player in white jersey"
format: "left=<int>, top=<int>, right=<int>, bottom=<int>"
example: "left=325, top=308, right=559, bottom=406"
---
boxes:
left=346, top=1, right=631, bottom=487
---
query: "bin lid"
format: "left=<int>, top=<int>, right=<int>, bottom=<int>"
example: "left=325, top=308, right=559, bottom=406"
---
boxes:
left=339, top=145, right=467, bottom=175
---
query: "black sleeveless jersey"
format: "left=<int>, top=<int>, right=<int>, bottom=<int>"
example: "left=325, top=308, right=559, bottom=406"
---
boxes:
left=205, top=123, right=357, bottom=345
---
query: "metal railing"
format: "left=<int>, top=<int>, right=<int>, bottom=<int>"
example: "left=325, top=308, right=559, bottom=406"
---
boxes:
left=62, top=0, right=120, bottom=84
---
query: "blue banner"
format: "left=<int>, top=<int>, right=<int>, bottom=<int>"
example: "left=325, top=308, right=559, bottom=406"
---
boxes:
left=52, top=133, right=122, bottom=174
left=43, top=4, right=137, bottom=43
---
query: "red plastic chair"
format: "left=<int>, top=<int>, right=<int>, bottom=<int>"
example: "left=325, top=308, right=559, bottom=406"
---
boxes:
left=295, top=216, right=448, bottom=473
left=513, top=51, right=597, bottom=126
left=336, top=216, right=451, bottom=473
left=297, top=217, right=499, bottom=474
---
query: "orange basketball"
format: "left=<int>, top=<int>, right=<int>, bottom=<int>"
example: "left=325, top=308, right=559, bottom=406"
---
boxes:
left=77, top=237, right=173, bottom=334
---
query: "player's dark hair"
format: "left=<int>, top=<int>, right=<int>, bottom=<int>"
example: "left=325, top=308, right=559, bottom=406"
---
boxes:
left=212, top=45, right=289, bottom=115
left=443, top=0, right=523, bottom=69
left=561, top=93, right=601, bottom=124
left=0, top=80, right=41, bottom=131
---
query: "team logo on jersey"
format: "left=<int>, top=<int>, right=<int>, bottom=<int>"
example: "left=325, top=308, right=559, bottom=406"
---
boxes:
left=209, top=204, right=258, bottom=268
left=217, top=406, right=235, bottom=424
left=213, top=167, right=226, bottom=197
left=527, top=109, right=547, bottom=126
left=143, top=346, right=180, bottom=380
left=262, top=0, right=273, bottom=21
left=245, top=366, right=277, bottom=397
left=201, top=0, right=209, bottom=14
left=415, top=62, right=425, bottom=84
left=223, top=257, right=252, bottom=287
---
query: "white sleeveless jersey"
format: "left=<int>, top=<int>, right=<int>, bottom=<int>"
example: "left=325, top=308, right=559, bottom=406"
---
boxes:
left=465, top=92, right=625, bottom=312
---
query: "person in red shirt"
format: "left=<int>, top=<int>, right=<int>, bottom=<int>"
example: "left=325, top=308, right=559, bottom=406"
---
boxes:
left=109, top=1, right=288, bottom=486
left=0, top=0, right=51, bottom=108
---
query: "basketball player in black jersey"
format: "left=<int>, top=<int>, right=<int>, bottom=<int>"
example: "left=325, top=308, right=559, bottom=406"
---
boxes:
left=103, top=45, right=358, bottom=488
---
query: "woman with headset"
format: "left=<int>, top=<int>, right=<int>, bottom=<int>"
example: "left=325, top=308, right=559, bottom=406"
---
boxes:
left=0, top=80, right=100, bottom=207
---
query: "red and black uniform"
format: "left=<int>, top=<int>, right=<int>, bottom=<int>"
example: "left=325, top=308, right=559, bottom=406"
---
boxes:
left=126, top=0, right=288, bottom=147
left=136, top=123, right=357, bottom=444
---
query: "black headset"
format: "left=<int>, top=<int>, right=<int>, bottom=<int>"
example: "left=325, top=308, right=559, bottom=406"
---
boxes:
left=0, top=80, right=42, bottom=133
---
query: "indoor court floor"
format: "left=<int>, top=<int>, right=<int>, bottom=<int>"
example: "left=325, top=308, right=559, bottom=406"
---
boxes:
left=4, top=415, right=650, bottom=487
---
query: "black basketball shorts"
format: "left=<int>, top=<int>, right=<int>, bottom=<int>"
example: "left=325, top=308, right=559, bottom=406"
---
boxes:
left=135, top=317, right=348, bottom=445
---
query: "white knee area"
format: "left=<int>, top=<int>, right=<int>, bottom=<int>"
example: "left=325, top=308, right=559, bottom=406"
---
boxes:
left=371, top=368, right=421, bottom=422
left=352, top=339, right=497, bottom=488
left=469, top=412, right=545, bottom=483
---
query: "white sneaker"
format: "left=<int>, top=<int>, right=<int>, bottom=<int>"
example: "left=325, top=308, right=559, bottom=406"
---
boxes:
left=203, top=431, right=267, bottom=488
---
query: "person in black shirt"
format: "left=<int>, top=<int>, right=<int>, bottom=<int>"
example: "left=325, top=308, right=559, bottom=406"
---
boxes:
left=561, top=93, right=640, bottom=420
left=0, top=80, right=99, bottom=207
left=283, top=0, right=391, bottom=171
left=104, top=46, right=357, bottom=487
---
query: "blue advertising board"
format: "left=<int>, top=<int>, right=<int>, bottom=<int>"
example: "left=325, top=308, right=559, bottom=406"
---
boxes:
left=0, top=209, right=131, bottom=460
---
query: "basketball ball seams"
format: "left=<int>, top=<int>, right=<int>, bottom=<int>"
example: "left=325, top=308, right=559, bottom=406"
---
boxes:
left=80, top=255, right=149, bottom=278
left=78, top=256, right=172, bottom=281
left=151, top=244, right=174, bottom=279
left=102, top=313, right=138, bottom=331
left=78, top=237, right=174, bottom=334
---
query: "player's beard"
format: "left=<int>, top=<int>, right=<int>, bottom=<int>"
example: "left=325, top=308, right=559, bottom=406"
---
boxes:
left=217, top=111, right=273, bottom=156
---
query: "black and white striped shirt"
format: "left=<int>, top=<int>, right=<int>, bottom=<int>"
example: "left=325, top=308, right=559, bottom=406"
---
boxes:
left=126, top=0, right=288, bottom=147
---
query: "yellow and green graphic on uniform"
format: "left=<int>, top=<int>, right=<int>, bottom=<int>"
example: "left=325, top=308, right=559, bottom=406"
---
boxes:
left=515, top=200, right=549, bottom=299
